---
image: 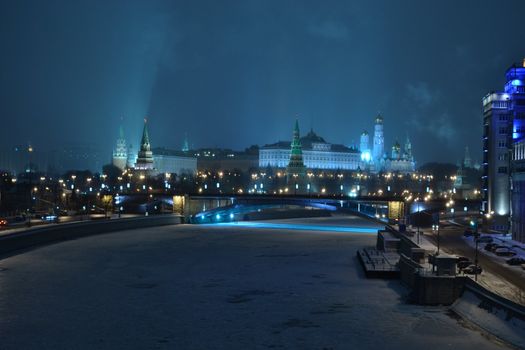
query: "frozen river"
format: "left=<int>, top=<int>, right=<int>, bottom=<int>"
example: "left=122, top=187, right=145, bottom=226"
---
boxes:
left=0, top=216, right=511, bottom=349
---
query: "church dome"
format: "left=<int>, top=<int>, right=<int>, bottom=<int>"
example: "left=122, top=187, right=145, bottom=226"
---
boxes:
left=375, top=114, right=384, bottom=124
left=392, top=141, right=401, bottom=150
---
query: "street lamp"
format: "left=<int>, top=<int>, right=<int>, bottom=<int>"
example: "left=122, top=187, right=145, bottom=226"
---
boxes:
left=473, top=220, right=480, bottom=282
left=414, top=198, right=420, bottom=244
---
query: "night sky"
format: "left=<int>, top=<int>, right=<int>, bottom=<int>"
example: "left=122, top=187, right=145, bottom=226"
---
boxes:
left=2, top=0, right=525, bottom=164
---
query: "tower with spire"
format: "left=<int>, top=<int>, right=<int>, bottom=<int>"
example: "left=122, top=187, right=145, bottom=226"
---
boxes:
left=134, top=118, right=154, bottom=170
left=403, top=135, right=413, bottom=161
left=112, top=124, right=128, bottom=171
left=286, top=119, right=307, bottom=181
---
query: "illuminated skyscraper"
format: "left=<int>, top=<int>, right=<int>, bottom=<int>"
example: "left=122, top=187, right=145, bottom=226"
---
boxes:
left=112, top=125, right=127, bottom=171
left=507, top=60, right=525, bottom=242
left=482, top=92, right=511, bottom=229
left=482, top=60, right=525, bottom=236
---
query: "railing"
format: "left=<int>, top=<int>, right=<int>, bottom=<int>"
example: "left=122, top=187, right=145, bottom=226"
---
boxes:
left=0, top=214, right=182, bottom=257
left=463, top=278, right=525, bottom=319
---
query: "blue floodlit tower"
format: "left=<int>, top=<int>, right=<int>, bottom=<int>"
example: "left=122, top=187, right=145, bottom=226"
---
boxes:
left=506, top=60, right=525, bottom=242
left=372, top=114, right=384, bottom=164
left=359, top=130, right=371, bottom=162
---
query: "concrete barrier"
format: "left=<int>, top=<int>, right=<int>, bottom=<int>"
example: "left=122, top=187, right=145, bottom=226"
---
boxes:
left=0, top=214, right=182, bottom=257
left=399, top=253, right=421, bottom=288
left=412, top=274, right=466, bottom=305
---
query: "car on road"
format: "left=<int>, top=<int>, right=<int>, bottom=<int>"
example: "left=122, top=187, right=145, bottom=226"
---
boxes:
left=40, top=214, right=58, bottom=222
left=506, top=257, right=525, bottom=266
left=0, top=218, right=8, bottom=228
left=462, top=265, right=482, bottom=274
left=476, top=236, right=493, bottom=244
left=494, top=248, right=517, bottom=257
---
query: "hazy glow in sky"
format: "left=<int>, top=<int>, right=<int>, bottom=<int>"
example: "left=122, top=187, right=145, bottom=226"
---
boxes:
left=1, top=0, right=525, bottom=164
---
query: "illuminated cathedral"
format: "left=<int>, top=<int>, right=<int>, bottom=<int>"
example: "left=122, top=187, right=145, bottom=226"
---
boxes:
left=359, top=114, right=416, bottom=173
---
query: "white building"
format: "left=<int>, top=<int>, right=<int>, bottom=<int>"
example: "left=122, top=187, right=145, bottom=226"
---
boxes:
left=259, top=129, right=361, bottom=170
left=152, top=148, right=197, bottom=175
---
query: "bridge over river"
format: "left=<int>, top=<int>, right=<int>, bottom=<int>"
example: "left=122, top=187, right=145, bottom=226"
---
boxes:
left=115, top=193, right=481, bottom=225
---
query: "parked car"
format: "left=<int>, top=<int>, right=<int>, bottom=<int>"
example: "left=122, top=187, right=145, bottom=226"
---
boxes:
left=463, top=265, right=482, bottom=274
left=13, top=215, right=25, bottom=222
left=463, top=228, right=474, bottom=237
left=476, top=236, right=493, bottom=244
left=457, top=256, right=470, bottom=263
left=506, top=257, right=525, bottom=266
left=486, top=244, right=507, bottom=252
left=494, top=248, right=517, bottom=257
left=457, top=260, right=472, bottom=269
left=0, top=218, right=8, bottom=228
left=484, top=243, right=498, bottom=252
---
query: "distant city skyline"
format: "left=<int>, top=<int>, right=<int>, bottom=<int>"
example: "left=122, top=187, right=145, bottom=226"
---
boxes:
left=2, top=1, right=525, bottom=164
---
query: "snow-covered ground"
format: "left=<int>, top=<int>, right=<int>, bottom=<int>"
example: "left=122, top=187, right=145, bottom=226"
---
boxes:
left=452, top=289, right=525, bottom=349
left=0, top=217, right=513, bottom=349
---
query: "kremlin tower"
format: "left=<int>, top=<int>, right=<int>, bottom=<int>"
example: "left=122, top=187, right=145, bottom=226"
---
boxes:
left=112, top=124, right=127, bottom=171
left=286, top=119, right=307, bottom=193
left=134, top=118, right=154, bottom=171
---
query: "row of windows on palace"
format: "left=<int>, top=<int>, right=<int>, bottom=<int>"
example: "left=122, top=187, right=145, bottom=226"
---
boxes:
left=259, top=150, right=360, bottom=170
left=260, top=155, right=358, bottom=162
